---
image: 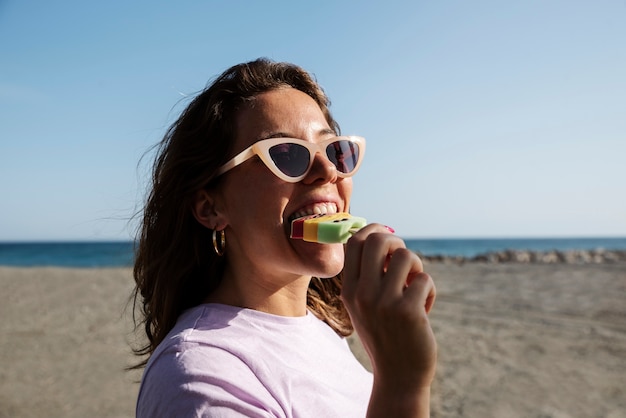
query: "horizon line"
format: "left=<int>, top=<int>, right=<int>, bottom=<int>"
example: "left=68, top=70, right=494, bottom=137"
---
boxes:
left=2, top=235, right=626, bottom=244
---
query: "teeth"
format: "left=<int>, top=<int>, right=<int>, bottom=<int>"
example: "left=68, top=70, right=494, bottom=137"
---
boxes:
left=290, top=203, right=338, bottom=221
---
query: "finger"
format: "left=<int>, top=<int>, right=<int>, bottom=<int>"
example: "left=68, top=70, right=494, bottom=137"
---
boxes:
left=342, top=234, right=364, bottom=300
left=343, top=224, right=394, bottom=299
left=403, top=272, right=436, bottom=314
left=382, top=249, right=423, bottom=298
left=359, top=233, right=407, bottom=290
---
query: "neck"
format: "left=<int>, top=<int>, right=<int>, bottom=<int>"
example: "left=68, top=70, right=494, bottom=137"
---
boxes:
left=205, top=268, right=311, bottom=317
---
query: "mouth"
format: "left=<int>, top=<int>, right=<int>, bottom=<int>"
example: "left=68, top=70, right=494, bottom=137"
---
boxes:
left=287, top=202, right=339, bottom=224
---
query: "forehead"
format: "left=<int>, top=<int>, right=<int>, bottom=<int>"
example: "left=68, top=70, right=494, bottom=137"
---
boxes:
left=234, top=87, right=331, bottom=144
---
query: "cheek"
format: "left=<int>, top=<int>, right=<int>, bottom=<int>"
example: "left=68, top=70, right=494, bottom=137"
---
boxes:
left=340, top=179, right=354, bottom=209
left=224, top=170, right=292, bottom=223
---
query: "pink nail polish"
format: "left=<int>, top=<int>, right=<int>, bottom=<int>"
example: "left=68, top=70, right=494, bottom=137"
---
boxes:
left=384, top=225, right=395, bottom=233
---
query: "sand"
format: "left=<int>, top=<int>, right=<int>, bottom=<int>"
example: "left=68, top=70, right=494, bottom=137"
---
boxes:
left=0, top=263, right=624, bottom=417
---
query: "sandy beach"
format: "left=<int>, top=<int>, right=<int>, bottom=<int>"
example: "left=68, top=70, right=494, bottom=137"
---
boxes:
left=1, top=263, right=624, bottom=417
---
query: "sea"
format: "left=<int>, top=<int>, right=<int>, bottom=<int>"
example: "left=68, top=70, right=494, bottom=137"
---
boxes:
left=1, top=237, right=626, bottom=268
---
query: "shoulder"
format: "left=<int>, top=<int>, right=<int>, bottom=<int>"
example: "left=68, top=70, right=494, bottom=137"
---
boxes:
left=137, top=305, right=284, bottom=417
left=138, top=344, right=279, bottom=417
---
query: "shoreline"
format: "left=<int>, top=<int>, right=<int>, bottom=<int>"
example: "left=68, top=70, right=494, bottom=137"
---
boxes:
left=420, top=248, right=626, bottom=265
left=1, top=247, right=625, bottom=270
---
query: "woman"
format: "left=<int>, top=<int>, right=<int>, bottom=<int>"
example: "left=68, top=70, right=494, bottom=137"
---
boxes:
left=132, top=58, right=437, bottom=417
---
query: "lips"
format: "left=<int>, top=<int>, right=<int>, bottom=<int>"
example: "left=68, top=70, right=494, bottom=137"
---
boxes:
left=287, top=202, right=338, bottom=223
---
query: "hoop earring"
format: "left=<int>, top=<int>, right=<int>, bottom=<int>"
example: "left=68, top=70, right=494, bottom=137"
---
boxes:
left=212, top=229, right=226, bottom=256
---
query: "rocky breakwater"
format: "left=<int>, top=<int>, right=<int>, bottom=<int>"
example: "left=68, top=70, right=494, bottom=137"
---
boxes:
left=420, top=248, right=626, bottom=265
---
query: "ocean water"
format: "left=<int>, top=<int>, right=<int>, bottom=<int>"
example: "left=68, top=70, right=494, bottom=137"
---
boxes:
left=0, top=242, right=135, bottom=268
left=1, top=238, right=626, bottom=267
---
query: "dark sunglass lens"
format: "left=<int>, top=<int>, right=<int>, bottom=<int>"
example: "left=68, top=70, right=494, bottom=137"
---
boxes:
left=268, top=143, right=310, bottom=177
left=326, top=140, right=359, bottom=173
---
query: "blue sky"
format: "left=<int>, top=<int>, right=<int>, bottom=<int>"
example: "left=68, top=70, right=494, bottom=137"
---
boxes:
left=1, top=0, right=625, bottom=241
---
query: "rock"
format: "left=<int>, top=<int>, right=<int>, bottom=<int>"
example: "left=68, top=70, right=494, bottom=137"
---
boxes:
left=422, top=249, right=626, bottom=264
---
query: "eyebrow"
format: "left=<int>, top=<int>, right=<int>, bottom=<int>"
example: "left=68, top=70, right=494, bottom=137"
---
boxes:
left=261, top=128, right=336, bottom=141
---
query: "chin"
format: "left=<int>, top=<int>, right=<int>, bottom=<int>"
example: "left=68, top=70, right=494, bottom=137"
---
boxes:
left=317, top=270, right=343, bottom=280
left=305, top=245, right=345, bottom=278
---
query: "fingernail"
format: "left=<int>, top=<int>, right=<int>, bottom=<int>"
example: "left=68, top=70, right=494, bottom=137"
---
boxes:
left=384, top=225, right=395, bottom=233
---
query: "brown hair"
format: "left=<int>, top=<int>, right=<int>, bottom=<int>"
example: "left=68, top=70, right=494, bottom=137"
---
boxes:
left=131, top=58, right=353, bottom=366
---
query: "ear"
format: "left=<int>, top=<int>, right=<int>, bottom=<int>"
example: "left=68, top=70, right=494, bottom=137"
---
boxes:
left=192, top=189, right=228, bottom=230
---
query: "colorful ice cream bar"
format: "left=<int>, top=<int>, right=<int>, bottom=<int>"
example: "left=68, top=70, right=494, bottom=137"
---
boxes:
left=290, top=213, right=367, bottom=244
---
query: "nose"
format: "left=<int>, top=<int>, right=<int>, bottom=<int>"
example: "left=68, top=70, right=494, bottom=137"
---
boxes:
left=302, top=151, right=338, bottom=184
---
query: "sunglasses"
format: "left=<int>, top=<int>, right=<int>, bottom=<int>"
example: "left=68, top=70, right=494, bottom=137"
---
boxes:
left=216, top=136, right=366, bottom=183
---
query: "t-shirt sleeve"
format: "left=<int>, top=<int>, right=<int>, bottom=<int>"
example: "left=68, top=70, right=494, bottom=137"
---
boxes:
left=136, top=342, right=285, bottom=418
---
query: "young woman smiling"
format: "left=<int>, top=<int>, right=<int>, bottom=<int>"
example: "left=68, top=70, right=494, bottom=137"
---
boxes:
left=132, top=58, right=437, bottom=417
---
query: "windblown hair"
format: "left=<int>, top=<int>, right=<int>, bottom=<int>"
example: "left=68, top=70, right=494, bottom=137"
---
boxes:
left=131, top=58, right=353, bottom=367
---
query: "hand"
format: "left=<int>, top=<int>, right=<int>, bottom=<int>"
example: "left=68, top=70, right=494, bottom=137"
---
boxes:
left=342, top=224, right=437, bottom=414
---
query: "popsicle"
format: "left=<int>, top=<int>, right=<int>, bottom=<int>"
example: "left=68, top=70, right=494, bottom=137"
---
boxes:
left=290, top=213, right=367, bottom=244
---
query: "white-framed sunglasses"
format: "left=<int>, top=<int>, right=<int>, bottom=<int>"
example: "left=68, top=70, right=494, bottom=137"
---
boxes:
left=216, top=136, right=366, bottom=183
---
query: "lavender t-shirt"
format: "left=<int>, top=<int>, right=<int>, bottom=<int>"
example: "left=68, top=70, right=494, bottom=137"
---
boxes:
left=136, top=303, right=373, bottom=417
